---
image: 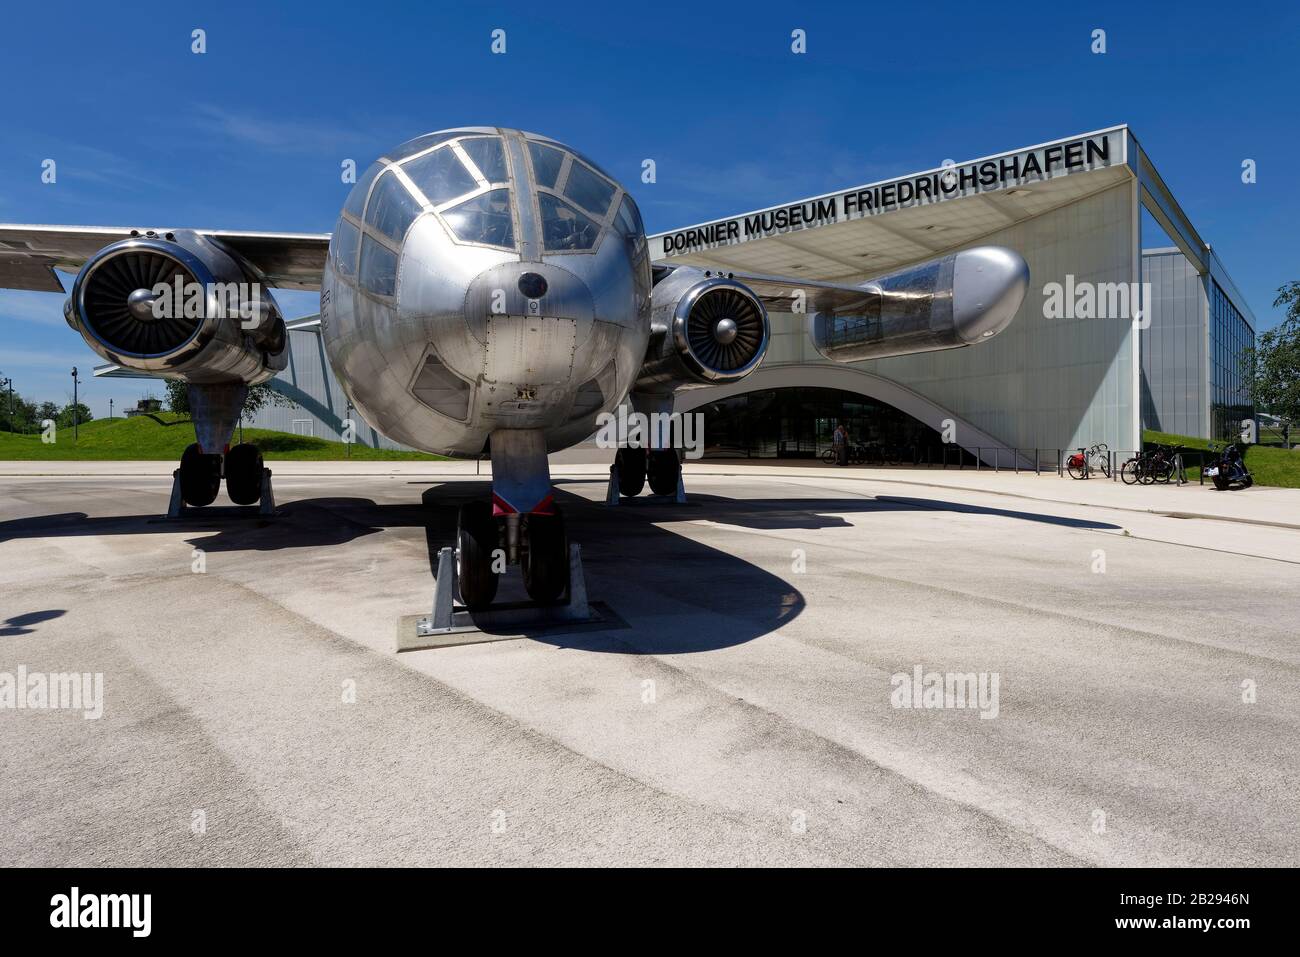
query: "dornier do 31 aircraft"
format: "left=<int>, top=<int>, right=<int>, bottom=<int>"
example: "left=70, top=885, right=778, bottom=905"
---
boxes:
left=0, top=127, right=1029, bottom=610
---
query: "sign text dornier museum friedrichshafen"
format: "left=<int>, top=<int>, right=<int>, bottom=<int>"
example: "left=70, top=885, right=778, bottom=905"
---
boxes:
left=659, top=130, right=1123, bottom=257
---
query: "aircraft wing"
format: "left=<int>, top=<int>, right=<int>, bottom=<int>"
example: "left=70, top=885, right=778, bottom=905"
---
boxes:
left=0, top=224, right=331, bottom=292
left=717, top=270, right=880, bottom=314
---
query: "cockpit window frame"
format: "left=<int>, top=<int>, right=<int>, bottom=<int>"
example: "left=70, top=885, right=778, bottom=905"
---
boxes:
left=335, top=130, right=636, bottom=296
left=520, top=133, right=624, bottom=257
left=396, top=134, right=523, bottom=255
left=440, top=187, right=517, bottom=250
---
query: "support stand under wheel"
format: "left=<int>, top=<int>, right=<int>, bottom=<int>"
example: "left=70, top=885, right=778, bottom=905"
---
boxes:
left=398, top=541, right=602, bottom=650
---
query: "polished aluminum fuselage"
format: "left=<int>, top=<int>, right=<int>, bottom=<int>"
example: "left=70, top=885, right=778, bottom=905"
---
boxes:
left=320, top=128, right=651, bottom=457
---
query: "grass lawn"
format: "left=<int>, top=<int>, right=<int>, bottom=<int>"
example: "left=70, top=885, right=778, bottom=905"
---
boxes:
left=1142, top=429, right=1300, bottom=488
left=0, top=412, right=447, bottom=461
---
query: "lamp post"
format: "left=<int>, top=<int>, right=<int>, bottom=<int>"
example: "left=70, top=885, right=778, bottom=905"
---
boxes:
left=345, top=400, right=354, bottom=459
left=71, top=367, right=81, bottom=442
left=109, top=398, right=114, bottom=421
left=2, top=377, right=12, bottom=432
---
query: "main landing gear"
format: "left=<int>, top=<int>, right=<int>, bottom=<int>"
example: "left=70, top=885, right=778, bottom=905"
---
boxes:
left=609, top=448, right=685, bottom=504
left=166, top=381, right=274, bottom=518
left=169, top=442, right=275, bottom=517
left=455, top=501, right=570, bottom=611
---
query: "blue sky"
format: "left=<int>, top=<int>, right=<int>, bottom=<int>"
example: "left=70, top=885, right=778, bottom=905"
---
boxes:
left=2, top=0, right=1297, bottom=416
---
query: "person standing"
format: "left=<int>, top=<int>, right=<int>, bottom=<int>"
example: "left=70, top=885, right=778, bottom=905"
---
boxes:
left=833, top=422, right=848, bottom=466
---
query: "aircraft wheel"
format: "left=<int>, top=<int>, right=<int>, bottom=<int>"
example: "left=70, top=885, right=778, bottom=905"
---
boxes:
left=522, top=509, right=568, bottom=604
left=456, top=501, right=499, bottom=611
left=179, top=443, right=221, bottom=507
left=616, top=448, right=646, bottom=497
left=647, top=450, right=680, bottom=496
left=225, top=443, right=264, bottom=505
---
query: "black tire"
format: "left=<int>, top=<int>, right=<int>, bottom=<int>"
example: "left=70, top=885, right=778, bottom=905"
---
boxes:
left=1243, top=475, right=1253, bottom=489
left=456, top=502, right=499, bottom=611
left=1212, top=474, right=1230, bottom=491
left=821, top=448, right=836, bottom=464
left=1067, top=462, right=1088, bottom=480
left=224, top=443, right=264, bottom=505
left=1098, top=456, right=1111, bottom=479
left=1120, top=459, right=1140, bottom=485
left=616, top=447, right=646, bottom=497
left=522, top=510, right=568, bottom=604
left=647, top=449, right=681, bottom=496
left=179, top=442, right=221, bottom=507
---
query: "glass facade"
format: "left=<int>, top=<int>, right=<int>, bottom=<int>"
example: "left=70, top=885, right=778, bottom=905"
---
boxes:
left=1209, top=280, right=1254, bottom=440
left=695, top=387, right=950, bottom=461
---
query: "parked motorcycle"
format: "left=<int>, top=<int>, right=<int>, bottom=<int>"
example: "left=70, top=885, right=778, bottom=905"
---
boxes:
left=1204, top=443, right=1253, bottom=491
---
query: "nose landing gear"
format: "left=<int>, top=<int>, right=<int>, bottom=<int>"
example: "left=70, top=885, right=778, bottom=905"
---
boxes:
left=521, top=510, right=568, bottom=604
left=455, top=501, right=500, bottom=610
left=455, top=502, right=570, bottom=610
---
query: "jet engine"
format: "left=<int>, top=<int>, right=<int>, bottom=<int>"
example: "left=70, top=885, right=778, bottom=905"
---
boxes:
left=633, top=266, right=769, bottom=393
left=63, top=229, right=287, bottom=384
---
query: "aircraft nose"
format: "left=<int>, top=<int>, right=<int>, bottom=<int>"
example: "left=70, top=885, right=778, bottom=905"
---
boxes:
left=951, top=246, right=1030, bottom=343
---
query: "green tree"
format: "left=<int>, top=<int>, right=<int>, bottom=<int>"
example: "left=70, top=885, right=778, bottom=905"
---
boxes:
left=56, top=402, right=93, bottom=429
left=163, top=379, right=188, bottom=414
left=164, top=378, right=295, bottom=418
left=0, top=373, right=36, bottom=432
left=1246, top=281, right=1300, bottom=425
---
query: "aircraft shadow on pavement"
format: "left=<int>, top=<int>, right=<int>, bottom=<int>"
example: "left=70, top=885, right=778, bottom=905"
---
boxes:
left=0, top=483, right=1112, bottom=651
left=0, top=500, right=427, bottom=553
left=676, top=493, right=1122, bottom=531
left=1, top=609, right=66, bottom=636
left=0, top=484, right=807, bottom=654
left=418, top=482, right=805, bottom=653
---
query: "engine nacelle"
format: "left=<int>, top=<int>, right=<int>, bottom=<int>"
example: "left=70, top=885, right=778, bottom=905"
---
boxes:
left=634, top=266, right=769, bottom=394
left=64, top=229, right=287, bottom=384
left=810, top=246, right=1028, bottom=363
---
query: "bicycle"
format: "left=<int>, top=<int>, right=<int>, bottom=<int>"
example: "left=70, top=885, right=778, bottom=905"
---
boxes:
left=1120, top=444, right=1179, bottom=485
left=821, top=444, right=860, bottom=465
left=1142, top=444, right=1178, bottom=484
left=1119, top=453, right=1146, bottom=485
left=1067, top=443, right=1110, bottom=480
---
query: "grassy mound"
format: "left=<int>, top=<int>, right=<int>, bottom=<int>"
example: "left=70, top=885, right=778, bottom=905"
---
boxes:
left=1142, top=429, right=1300, bottom=488
left=0, top=412, right=445, bottom=461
